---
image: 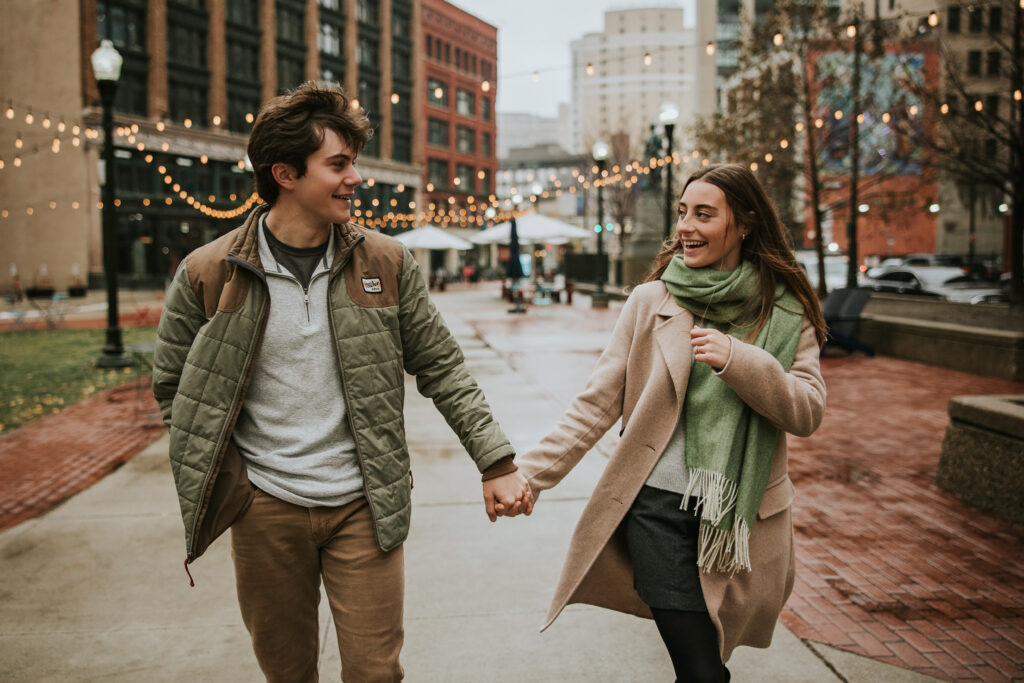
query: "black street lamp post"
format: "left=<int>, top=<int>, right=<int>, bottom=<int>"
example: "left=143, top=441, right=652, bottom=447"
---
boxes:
left=591, top=140, right=610, bottom=309
left=92, top=40, right=133, bottom=368
left=659, top=102, right=679, bottom=240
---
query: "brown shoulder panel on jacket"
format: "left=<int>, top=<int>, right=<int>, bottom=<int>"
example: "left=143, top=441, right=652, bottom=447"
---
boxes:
left=184, top=227, right=249, bottom=318
left=342, top=226, right=406, bottom=308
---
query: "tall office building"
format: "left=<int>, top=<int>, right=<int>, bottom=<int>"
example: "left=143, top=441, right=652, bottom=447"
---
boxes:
left=568, top=5, right=717, bottom=157
left=1, top=0, right=421, bottom=293
left=420, top=0, right=498, bottom=228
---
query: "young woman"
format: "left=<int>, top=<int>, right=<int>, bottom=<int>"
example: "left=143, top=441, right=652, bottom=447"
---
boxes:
left=509, top=164, right=827, bottom=681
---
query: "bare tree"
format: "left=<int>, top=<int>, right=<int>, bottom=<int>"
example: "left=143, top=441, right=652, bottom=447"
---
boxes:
left=691, top=0, right=942, bottom=297
left=892, top=1, right=1023, bottom=304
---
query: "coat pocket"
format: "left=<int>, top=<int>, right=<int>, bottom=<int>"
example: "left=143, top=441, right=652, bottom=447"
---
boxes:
left=756, top=476, right=795, bottom=520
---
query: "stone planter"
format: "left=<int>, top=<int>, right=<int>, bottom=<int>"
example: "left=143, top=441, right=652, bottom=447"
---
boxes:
left=937, top=395, right=1024, bottom=525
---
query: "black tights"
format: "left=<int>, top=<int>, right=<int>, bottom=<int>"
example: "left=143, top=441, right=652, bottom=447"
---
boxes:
left=651, top=607, right=730, bottom=683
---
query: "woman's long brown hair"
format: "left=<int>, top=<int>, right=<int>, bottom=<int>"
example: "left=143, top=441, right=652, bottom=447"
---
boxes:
left=646, top=163, right=827, bottom=346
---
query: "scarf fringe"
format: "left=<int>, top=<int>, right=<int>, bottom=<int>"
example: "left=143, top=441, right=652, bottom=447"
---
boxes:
left=696, top=517, right=752, bottom=574
left=682, top=469, right=751, bottom=574
left=682, top=469, right=737, bottom=525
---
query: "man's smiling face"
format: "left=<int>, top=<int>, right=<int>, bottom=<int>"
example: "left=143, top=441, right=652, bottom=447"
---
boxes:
left=289, top=127, right=363, bottom=225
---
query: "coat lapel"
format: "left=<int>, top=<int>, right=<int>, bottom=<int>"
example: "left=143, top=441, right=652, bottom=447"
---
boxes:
left=652, top=289, right=695, bottom=405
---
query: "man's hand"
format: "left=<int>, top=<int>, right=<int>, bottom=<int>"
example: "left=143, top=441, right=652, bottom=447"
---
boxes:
left=483, top=471, right=534, bottom=522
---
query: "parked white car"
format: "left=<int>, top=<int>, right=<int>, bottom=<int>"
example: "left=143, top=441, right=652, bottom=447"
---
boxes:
left=794, top=251, right=860, bottom=292
left=864, top=266, right=1007, bottom=303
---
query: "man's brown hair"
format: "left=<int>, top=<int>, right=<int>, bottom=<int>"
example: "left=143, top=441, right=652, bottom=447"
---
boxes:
left=247, top=81, right=372, bottom=205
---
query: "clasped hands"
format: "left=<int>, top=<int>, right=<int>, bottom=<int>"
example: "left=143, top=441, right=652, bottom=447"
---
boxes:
left=482, top=471, right=534, bottom=522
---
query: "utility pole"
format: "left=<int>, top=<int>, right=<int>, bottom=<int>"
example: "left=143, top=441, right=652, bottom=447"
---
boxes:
left=846, top=8, right=863, bottom=290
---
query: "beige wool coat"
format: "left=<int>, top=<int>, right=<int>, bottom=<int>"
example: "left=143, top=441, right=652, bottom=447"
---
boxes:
left=517, top=280, right=826, bottom=662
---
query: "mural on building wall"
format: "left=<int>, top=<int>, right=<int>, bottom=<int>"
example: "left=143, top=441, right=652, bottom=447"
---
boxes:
left=816, top=52, right=925, bottom=177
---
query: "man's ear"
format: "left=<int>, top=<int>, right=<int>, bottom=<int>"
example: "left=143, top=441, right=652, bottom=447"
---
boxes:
left=271, top=162, right=298, bottom=190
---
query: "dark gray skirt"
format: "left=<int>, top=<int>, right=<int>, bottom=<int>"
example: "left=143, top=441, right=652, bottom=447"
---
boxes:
left=624, top=485, right=709, bottom=612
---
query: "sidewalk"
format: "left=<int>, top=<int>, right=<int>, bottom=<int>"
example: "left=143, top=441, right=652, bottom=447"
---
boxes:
left=1, top=282, right=1021, bottom=681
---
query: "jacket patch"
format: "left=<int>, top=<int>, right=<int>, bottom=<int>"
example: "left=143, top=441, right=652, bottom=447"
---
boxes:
left=361, top=277, right=382, bottom=293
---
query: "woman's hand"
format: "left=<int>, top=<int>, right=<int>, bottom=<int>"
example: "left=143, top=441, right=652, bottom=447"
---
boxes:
left=484, top=471, right=534, bottom=522
left=690, top=326, right=732, bottom=372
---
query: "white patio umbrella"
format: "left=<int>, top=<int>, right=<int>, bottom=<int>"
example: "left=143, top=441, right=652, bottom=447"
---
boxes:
left=470, top=213, right=592, bottom=245
left=395, top=225, right=473, bottom=251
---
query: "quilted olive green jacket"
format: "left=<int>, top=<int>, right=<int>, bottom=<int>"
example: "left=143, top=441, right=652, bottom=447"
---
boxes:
left=153, top=206, right=514, bottom=563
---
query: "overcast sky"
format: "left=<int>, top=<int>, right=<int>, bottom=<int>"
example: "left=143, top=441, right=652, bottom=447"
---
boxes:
left=448, top=0, right=695, bottom=119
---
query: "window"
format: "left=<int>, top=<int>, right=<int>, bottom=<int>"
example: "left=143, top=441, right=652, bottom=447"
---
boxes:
left=428, top=118, right=449, bottom=147
left=444, top=42, right=450, bottom=64
left=227, top=41, right=260, bottom=81
left=359, top=78, right=378, bottom=113
left=479, top=169, right=491, bottom=194
left=427, top=78, right=448, bottom=108
left=428, top=158, right=448, bottom=187
left=481, top=132, right=492, bottom=158
left=277, top=53, right=305, bottom=92
left=966, top=50, right=982, bottom=76
left=947, top=6, right=960, bottom=33
left=358, top=37, right=379, bottom=65
left=357, top=0, right=377, bottom=25
left=987, top=50, right=1001, bottom=77
left=318, top=0, right=339, bottom=9
left=169, top=22, right=206, bottom=67
left=228, top=0, right=258, bottom=24
left=98, top=0, right=148, bottom=115
left=277, top=5, right=304, bottom=42
left=392, top=127, right=412, bottom=163
left=456, top=163, right=474, bottom=190
left=99, top=0, right=146, bottom=50
left=989, top=6, right=1002, bottom=33
left=320, top=23, right=341, bottom=56
left=169, top=80, right=208, bottom=126
left=456, top=125, right=475, bottom=154
left=393, top=50, right=411, bottom=81
left=393, top=11, right=410, bottom=37
left=480, top=97, right=491, bottom=122
left=967, top=6, right=982, bottom=32
left=456, top=89, right=475, bottom=117
left=986, top=94, right=999, bottom=115
left=426, top=34, right=433, bottom=58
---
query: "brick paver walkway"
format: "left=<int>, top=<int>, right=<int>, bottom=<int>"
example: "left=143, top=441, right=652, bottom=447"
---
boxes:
left=0, top=379, right=164, bottom=532
left=471, top=298, right=1024, bottom=683
left=785, top=356, right=1024, bottom=682
left=4, top=286, right=1022, bottom=680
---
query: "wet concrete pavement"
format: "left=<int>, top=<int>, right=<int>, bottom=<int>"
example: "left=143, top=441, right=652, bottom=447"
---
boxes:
left=1, top=281, right=1021, bottom=681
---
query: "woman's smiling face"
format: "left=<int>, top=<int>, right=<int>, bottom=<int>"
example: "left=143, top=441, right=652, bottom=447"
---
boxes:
left=676, top=180, right=747, bottom=271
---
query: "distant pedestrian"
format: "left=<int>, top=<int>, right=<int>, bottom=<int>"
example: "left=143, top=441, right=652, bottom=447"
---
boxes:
left=502, top=163, right=827, bottom=681
left=153, top=80, right=531, bottom=681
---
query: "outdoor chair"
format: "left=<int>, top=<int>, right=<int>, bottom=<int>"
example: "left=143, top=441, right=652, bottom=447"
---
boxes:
left=822, top=287, right=875, bottom=356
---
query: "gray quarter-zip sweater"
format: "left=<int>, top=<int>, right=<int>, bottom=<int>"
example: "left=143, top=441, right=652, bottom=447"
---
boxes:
left=231, top=215, right=364, bottom=507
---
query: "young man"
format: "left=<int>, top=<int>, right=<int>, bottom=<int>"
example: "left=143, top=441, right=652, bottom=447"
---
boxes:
left=153, top=81, right=531, bottom=681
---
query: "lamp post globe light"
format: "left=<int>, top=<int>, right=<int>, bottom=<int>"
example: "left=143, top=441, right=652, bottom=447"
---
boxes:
left=659, top=102, right=679, bottom=240
left=91, top=39, right=132, bottom=368
left=591, top=140, right=610, bottom=309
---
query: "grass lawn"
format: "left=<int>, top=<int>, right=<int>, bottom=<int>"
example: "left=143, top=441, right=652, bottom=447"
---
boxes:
left=0, top=327, right=158, bottom=434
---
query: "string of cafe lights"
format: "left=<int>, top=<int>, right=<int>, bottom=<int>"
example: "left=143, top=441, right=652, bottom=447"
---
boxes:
left=5, top=2, right=1022, bottom=227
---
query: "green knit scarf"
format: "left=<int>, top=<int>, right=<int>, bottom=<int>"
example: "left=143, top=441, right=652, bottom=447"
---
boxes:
left=661, top=255, right=804, bottom=573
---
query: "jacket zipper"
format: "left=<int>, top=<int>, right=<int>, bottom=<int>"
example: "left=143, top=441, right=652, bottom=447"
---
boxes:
left=186, top=255, right=270, bottom=568
left=326, top=234, right=386, bottom=547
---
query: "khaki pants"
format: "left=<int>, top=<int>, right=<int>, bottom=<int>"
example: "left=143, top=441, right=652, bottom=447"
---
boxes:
left=231, top=488, right=404, bottom=682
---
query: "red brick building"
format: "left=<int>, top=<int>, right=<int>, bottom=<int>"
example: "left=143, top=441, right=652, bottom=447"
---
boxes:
left=805, top=39, right=941, bottom=261
left=420, top=0, right=498, bottom=228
